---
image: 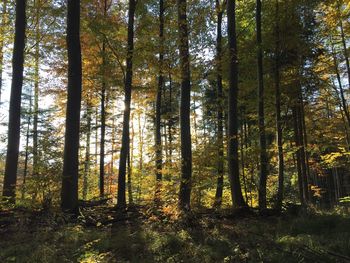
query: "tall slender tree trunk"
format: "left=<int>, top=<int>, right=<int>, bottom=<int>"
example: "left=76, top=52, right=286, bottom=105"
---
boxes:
left=331, top=40, right=350, bottom=128
left=116, top=0, right=136, bottom=209
left=33, top=0, right=40, bottom=178
left=99, top=0, right=109, bottom=198
left=297, top=94, right=309, bottom=202
left=292, top=106, right=304, bottom=205
left=155, top=0, right=164, bottom=202
left=137, top=110, right=144, bottom=202
left=95, top=107, right=99, bottom=173
left=127, top=151, right=133, bottom=204
left=227, top=0, right=246, bottom=208
left=214, top=0, right=224, bottom=208
left=61, top=0, right=82, bottom=212
left=22, top=94, right=32, bottom=200
left=83, top=103, right=92, bottom=200
left=0, top=0, right=8, bottom=104
left=240, top=118, right=248, bottom=203
left=274, top=0, right=284, bottom=211
left=256, top=0, right=268, bottom=211
left=3, top=0, right=26, bottom=202
left=110, top=106, right=115, bottom=195
left=128, top=112, right=134, bottom=204
left=338, top=2, right=350, bottom=89
left=168, top=71, right=173, bottom=163
left=177, top=0, right=192, bottom=211
left=99, top=45, right=106, bottom=198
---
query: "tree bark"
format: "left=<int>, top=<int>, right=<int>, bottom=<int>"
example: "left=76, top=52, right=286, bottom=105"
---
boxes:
left=33, top=0, right=40, bottom=178
left=331, top=39, right=350, bottom=129
left=213, top=0, right=224, bottom=208
left=227, top=0, right=246, bottom=208
left=177, top=0, right=192, bottom=211
left=292, top=106, right=305, bottom=206
left=337, top=2, right=350, bottom=90
left=22, top=94, right=32, bottom=200
left=128, top=112, right=134, bottom=204
left=274, top=0, right=284, bottom=211
left=256, top=0, right=268, bottom=211
left=3, top=0, right=26, bottom=202
left=155, top=0, right=164, bottom=202
left=99, top=0, right=109, bottom=198
left=61, top=0, right=82, bottom=212
left=99, top=43, right=106, bottom=198
left=116, top=0, right=136, bottom=209
left=83, top=103, right=92, bottom=200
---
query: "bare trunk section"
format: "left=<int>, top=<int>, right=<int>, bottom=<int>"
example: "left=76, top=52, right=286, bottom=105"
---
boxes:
left=213, top=0, right=224, bottom=208
left=33, top=0, right=40, bottom=178
left=116, top=0, right=136, bottom=209
left=61, top=0, right=82, bottom=212
left=256, top=0, right=268, bottom=211
left=155, top=0, right=164, bottom=203
left=22, top=94, right=32, bottom=200
left=227, top=0, right=246, bottom=208
left=274, top=0, right=284, bottom=211
left=177, top=0, right=192, bottom=211
left=99, top=0, right=109, bottom=198
left=83, top=103, right=92, bottom=200
left=3, top=0, right=26, bottom=202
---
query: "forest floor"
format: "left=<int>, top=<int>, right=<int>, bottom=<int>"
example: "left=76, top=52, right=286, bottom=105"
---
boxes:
left=1, top=204, right=350, bottom=263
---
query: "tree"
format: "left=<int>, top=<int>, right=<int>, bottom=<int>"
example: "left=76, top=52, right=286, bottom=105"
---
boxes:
left=274, top=0, right=284, bottom=211
left=2, top=0, right=26, bottom=202
left=33, top=0, right=41, bottom=179
left=177, top=0, right=192, bottom=211
left=61, top=0, right=82, bottom=212
left=116, top=0, right=136, bottom=209
left=155, top=0, right=164, bottom=202
left=227, top=0, right=246, bottom=209
left=99, top=0, right=109, bottom=198
left=213, top=0, right=225, bottom=208
left=256, top=0, right=268, bottom=211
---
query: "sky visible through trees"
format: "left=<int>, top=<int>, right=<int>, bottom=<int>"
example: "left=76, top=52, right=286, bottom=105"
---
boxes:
left=2, top=0, right=350, bottom=261
left=0, top=0, right=350, bottom=220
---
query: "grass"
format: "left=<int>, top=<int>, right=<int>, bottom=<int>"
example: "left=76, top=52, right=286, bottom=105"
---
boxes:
left=1, top=206, right=350, bottom=262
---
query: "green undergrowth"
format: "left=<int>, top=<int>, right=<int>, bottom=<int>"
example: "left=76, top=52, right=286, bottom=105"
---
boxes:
left=0, top=207, right=349, bottom=263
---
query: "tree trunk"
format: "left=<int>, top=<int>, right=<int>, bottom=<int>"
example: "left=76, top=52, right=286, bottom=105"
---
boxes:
left=137, top=110, right=144, bottom=203
left=22, top=94, right=32, bottom=200
left=274, top=0, right=284, bottom=211
left=297, top=94, right=309, bottom=202
left=3, top=0, right=26, bottom=202
left=99, top=43, right=106, bottom=198
left=116, top=0, right=136, bottom=209
left=155, top=0, right=164, bottom=202
left=128, top=112, right=134, bottom=204
left=227, top=0, right=246, bottom=208
left=240, top=117, right=248, bottom=203
left=168, top=71, right=173, bottom=163
left=61, top=0, right=82, bottom=212
left=177, top=0, right=192, bottom=211
left=83, top=103, right=92, bottom=200
left=33, top=0, right=40, bottom=178
left=338, top=2, right=350, bottom=90
left=331, top=40, right=350, bottom=128
left=214, top=0, right=224, bottom=208
left=256, top=0, right=268, bottom=211
left=99, top=0, right=109, bottom=198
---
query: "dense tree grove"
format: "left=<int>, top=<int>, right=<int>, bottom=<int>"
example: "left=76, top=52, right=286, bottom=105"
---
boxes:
left=1, top=0, right=350, bottom=213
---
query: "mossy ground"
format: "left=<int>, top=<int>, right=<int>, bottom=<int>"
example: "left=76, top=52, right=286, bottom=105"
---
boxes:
left=1, top=206, right=350, bottom=263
